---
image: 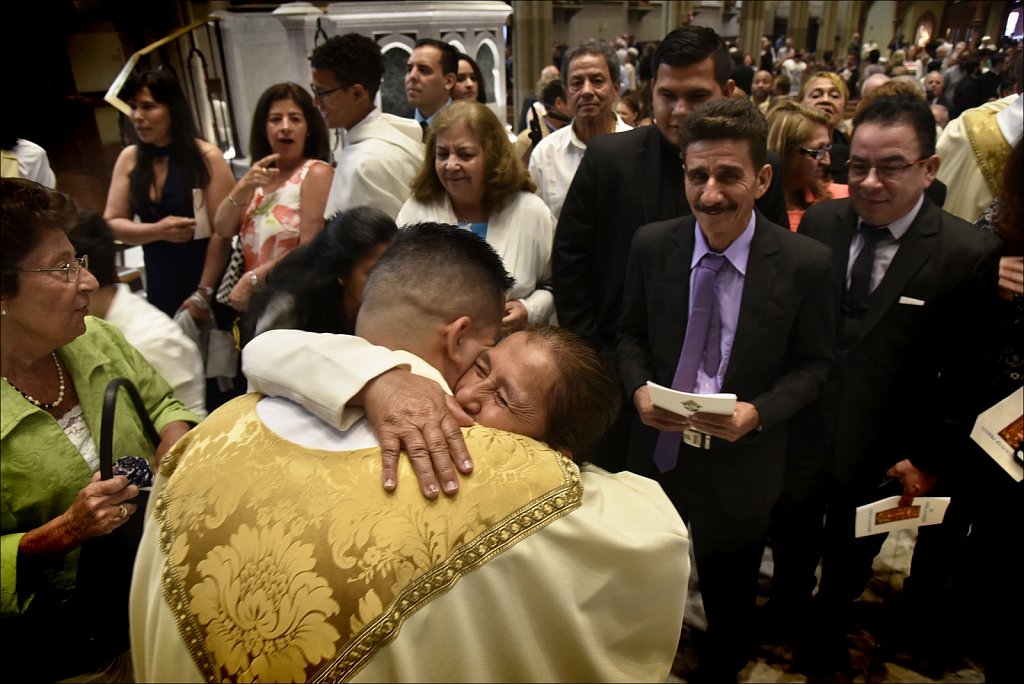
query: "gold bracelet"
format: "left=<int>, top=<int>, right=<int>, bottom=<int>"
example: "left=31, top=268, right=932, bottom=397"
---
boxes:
left=227, top=194, right=244, bottom=208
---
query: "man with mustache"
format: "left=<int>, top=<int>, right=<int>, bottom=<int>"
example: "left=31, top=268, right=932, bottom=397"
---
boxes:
left=617, top=97, right=837, bottom=680
left=553, top=26, right=788, bottom=471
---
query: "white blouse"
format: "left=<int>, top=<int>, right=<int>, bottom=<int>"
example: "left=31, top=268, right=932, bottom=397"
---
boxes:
left=397, top=192, right=556, bottom=323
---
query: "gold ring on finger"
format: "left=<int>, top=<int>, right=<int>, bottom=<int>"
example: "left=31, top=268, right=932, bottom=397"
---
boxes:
left=118, top=503, right=129, bottom=519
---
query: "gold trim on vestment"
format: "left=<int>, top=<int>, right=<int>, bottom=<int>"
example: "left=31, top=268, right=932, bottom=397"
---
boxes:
left=316, top=460, right=581, bottom=682
left=962, top=107, right=1011, bottom=198
left=153, top=394, right=583, bottom=683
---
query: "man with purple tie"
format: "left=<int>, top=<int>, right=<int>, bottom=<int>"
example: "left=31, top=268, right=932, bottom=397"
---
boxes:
left=617, top=97, right=838, bottom=681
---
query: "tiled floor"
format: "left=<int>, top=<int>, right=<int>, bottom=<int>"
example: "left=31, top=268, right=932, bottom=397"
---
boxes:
left=669, top=529, right=987, bottom=683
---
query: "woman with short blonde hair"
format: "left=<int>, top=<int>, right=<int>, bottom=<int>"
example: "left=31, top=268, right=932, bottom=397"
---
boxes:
left=766, top=100, right=849, bottom=230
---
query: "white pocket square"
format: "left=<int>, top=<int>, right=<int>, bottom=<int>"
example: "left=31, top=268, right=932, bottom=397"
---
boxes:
left=899, top=296, right=925, bottom=306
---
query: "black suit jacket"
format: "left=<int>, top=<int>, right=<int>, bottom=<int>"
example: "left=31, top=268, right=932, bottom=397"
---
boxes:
left=553, top=124, right=789, bottom=363
left=798, top=198, right=1001, bottom=486
left=617, top=212, right=838, bottom=510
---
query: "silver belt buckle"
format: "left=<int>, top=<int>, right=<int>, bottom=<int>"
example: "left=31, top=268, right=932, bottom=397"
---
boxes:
left=682, top=429, right=711, bottom=450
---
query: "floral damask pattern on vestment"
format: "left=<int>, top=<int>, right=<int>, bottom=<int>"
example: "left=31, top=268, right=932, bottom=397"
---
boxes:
left=155, top=394, right=582, bottom=682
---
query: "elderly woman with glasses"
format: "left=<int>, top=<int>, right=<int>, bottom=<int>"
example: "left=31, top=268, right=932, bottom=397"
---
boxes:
left=766, top=100, right=850, bottom=231
left=1, top=178, right=197, bottom=680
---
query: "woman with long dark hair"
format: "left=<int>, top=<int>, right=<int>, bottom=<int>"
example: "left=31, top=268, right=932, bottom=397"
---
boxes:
left=103, top=69, right=234, bottom=322
left=453, top=53, right=488, bottom=104
left=238, top=206, right=397, bottom=347
left=213, top=83, right=332, bottom=313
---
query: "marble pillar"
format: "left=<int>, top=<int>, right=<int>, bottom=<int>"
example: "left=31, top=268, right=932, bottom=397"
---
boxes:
left=511, top=0, right=552, bottom=133
left=739, top=0, right=767, bottom=62
left=818, top=0, right=839, bottom=63
left=789, top=0, right=811, bottom=52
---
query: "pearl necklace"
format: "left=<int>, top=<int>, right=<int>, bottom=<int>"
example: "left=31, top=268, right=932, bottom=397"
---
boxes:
left=2, top=351, right=66, bottom=408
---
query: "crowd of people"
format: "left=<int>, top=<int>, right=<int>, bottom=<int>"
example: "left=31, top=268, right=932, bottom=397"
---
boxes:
left=1, top=16, right=1021, bottom=684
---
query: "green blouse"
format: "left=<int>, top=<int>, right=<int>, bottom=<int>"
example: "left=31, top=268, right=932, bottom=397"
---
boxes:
left=1, top=316, right=198, bottom=615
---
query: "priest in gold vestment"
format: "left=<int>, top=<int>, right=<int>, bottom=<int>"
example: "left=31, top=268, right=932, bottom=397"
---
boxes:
left=130, top=223, right=689, bottom=682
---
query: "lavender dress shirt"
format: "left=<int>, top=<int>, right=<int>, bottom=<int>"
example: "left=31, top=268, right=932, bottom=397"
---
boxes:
left=689, top=213, right=755, bottom=394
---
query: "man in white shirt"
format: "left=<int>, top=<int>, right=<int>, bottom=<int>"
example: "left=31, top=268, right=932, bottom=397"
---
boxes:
left=69, top=211, right=206, bottom=417
left=529, top=40, right=632, bottom=220
left=0, top=138, right=56, bottom=188
left=131, top=223, right=689, bottom=683
left=312, top=34, right=424, bottom=220
left=782, top=49, right=808, bottom=97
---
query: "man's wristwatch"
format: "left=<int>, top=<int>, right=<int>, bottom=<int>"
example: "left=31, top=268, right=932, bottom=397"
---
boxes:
left=196, top=285, right=214, bottom=298
left=248, top=271, right=262, bottom=292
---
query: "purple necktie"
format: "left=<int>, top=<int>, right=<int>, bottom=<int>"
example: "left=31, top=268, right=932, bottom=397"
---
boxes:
left=652, top=252, right=726, bottom=473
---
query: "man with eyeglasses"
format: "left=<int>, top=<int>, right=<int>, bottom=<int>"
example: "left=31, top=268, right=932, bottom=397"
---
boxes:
left=310, top=34, right=423, bottom=220
left=778, top=94, right=1001, bottom=673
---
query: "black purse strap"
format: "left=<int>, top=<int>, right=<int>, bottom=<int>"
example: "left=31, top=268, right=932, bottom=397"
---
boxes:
left=99, top=378, right=160, bottom=479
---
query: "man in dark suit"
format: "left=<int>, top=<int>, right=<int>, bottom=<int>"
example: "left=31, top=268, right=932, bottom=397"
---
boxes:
left=402, top=39, right=457, bottom=136
left=554, top=25, right=788, bottom=471
left=618, top=97, right=837, bottom=680
left=729, top=48, right=754, bottom=95
left=779, top=94, right=1001, bottom=670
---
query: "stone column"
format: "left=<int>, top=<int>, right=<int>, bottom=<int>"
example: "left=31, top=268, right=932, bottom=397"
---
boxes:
left=512, top=0, right=552, bottom=132
left=836, top=0, right=858, bottom=56
left=818, top=0, right=840, bottom=62
left=789, top=0, right=811, bottom=51
left=971, top=0, right=991, bottom=45
left=739, top=0, right=767, bottom=60
left=664, top=1, right=695, bottom=34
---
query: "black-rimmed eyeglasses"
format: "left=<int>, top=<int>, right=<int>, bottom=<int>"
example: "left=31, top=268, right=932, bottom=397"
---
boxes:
left=3, top=255, right=90, bottom=283
left=310, top=84, right=345, bottom=100
left=846, top=158, right=929, bottom=181
left=798, top=144, right=833, bottom=161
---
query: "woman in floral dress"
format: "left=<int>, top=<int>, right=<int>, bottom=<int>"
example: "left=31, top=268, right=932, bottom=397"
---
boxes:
left=213, top=83, right=333, bottom=313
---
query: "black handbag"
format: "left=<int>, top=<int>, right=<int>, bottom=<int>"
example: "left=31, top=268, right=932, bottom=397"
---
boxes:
left=71, top=378, right=160, bottom=667
left=216, top=235, right=245, bottom=306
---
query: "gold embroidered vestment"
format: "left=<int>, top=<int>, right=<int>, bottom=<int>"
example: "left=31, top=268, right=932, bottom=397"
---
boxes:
left=154, top=394, right=582, bottom=682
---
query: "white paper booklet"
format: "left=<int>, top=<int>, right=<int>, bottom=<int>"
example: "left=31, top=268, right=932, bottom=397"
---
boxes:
left=854, top=496, right=951, bottom=538
left=970, top=386, right=1023, bottom=483
left=646, top=381, right=736, bottom=417
left=192, top=188, right=212, bottom=240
